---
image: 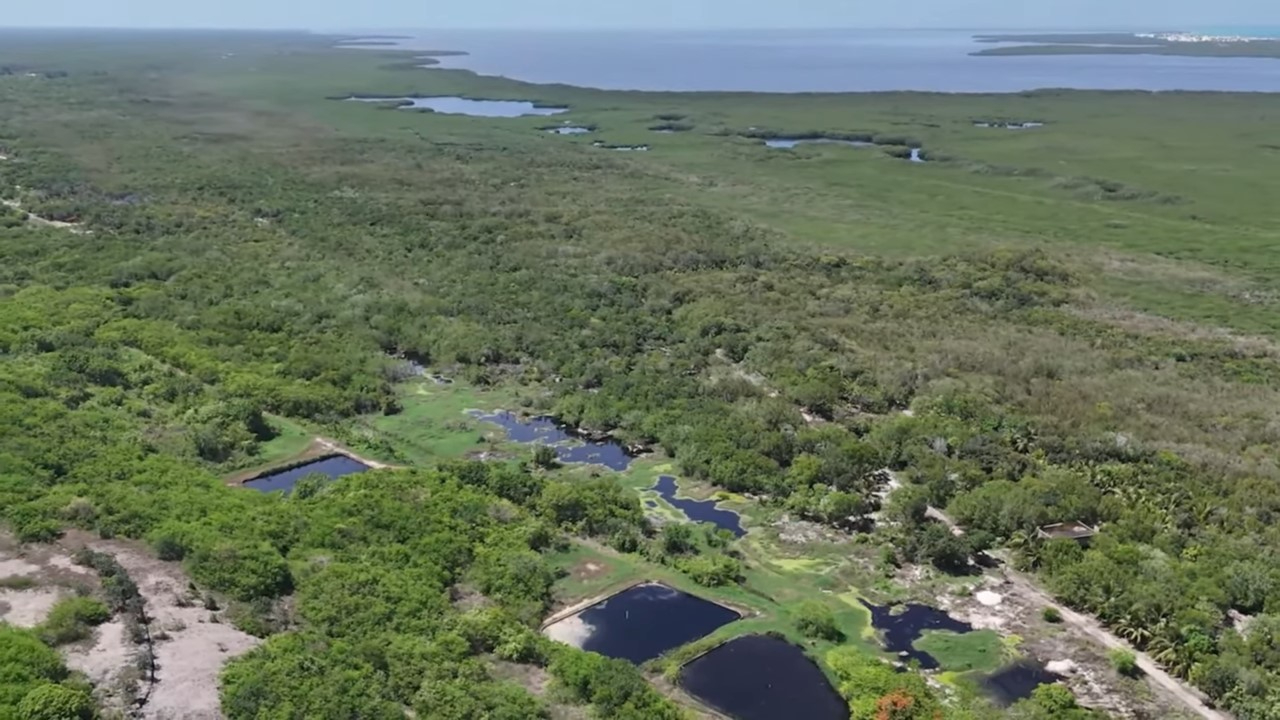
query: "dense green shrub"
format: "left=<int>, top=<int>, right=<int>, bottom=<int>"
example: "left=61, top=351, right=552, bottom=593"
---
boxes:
left=0, top=626, right=69, bottom=718
left=16, top=684, right=95, bottom=720
left=795, top=601, right=843, bottom=641
left=38, top=596, right=111, bottom=646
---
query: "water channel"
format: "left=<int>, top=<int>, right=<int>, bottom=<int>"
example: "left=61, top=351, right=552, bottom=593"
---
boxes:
left=653, top=475, right=745, bottom=537
left=345, top=95, right=568, bottom=117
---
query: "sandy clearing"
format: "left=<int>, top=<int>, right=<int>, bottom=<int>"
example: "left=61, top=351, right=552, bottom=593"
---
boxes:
left=975, top=590, right=1003, bottom=607
left=314, top=437, right=397, bottom=470
left=2, top=196, right=90, bottom=233
left=47, top=554, right=96, bottom=575
left=921, top=505, right=1229, bottom=720
left=65, top=620, right=136, bottom=708
left=0, top=557, right=43, bottom=576
left=71, top=535, right=260, bottom=720
left=543, top=614, right=595, bottom=649
left=0, top=587, right=67, bottom=627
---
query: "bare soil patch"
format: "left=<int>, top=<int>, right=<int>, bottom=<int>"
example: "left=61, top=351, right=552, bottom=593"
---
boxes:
left=571, top=560, right=609, bottom=582
left=61, top=531, right=261, bottom=720
left=225, top=436, right=399, bottom=486
left=0, top=533, right=97, bottom=628
left=490, top=659, right=590, bottom=720
left=65, top=620, right=137, bottom=711
left=940, top=573, right=1205, bottom=719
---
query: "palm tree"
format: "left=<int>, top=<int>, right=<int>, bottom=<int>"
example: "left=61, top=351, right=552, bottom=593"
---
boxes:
left=1008, top=530, right=1041, bottom=570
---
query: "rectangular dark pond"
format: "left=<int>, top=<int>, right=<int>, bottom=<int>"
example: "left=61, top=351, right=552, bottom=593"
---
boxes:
left=862, top=600, right=973, bottom=669
left=543, top=582, right=739, bottom=664
left=467, top=410, right=634, bottom=470
left=345, top=96, right=568, bottom=117
left=653, top=475, right=745, bottom=537
left=981, top=661, right=1064, bottom=707
left=679, top=634, right=848, bottom=720
left=244, top=454, right=371, bottom=494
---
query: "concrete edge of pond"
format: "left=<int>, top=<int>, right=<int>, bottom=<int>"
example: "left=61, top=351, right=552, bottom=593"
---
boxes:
left=671, top=631, right=823, bottom=678
left=540, top=579, right=753, bottom=632
left=674, top=633, right=850, bottom=720
left=225, top=437, right=398, bottom=487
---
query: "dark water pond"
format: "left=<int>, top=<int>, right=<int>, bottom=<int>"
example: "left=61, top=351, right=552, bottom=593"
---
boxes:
left=467, top=410, right=633, bottom=470
left=863, top=601, right=973, bottom=669
left=545, top=125, right=593, bottom=135
left=982, top=661, right=1064, bottom=706
left=764, top=137, right=876, bottom=149
left=544, top=582, right=740, bottom=664
left=346, top=96, right=568, bottom=117
left=245, top=454, right=371, bottom=494
left=654, top=476, right=745, bottom=537
left=680, top=635, right=848, bottom=720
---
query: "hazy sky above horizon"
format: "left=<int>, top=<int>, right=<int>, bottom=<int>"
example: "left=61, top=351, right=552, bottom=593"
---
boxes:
left=4, top=0, right=1276, bottom=31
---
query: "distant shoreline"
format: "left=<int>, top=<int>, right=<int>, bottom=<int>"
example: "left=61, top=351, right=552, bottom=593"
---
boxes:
left=331, top=31, right=1280, bottom=93
left=973, top=32, right=1280, bottom=60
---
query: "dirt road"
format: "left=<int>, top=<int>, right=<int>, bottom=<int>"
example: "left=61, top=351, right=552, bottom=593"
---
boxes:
left=926, top=505, right=1229, bottom=720
left=315, top=437, right=398, bottom=469
left=1002, top=570, right=1228, bottom=720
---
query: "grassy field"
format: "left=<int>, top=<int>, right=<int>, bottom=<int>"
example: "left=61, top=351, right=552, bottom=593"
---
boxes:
left=915, top=629, right=1005, bottom=673
left=350, top=377, right=529, bottom=464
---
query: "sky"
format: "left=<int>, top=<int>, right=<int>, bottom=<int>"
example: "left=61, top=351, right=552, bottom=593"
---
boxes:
left=3, top=0, right=1277, bottom=31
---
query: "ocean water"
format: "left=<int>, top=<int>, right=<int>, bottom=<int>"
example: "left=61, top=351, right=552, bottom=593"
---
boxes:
left=342, top=29, right=1280, bottom=93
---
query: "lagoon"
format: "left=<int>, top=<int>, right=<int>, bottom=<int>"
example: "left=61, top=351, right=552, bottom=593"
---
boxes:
left=342, top=29, right=1280, bottom=93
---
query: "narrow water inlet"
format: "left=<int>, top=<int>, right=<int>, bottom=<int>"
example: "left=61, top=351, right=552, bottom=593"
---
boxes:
left=343, top=95, right=568, bottom=117
left=652, top=475, right=745, bottom=537
left=975, top=120, right=1044, bottom=129
left=764, top=137, right=876, bottom=149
